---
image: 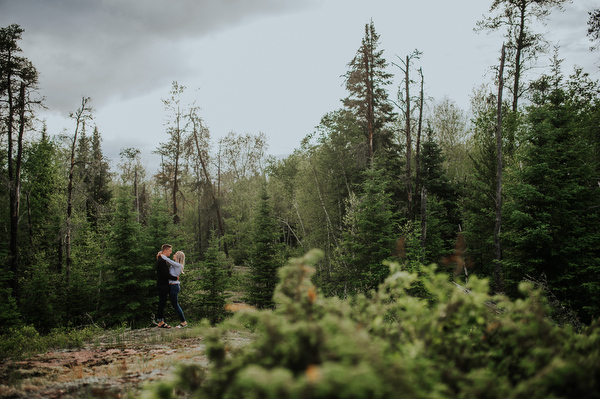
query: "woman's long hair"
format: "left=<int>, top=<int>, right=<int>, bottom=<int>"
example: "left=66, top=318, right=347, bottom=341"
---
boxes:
left=174, top=251, right=185, bottom=272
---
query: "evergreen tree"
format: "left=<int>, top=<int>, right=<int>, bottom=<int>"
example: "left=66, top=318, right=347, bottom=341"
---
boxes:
left=86, top=126, right=112, bottom=226
left=199, top=232, right=230, bottom=325
left=0, top=23, right=43, bottom=304
left=504, top=76, right=600, bottom=322
left=335, top=167, right=397, bottom=295
left=22, top=129, right=62, bottom=260
left=343, top=20, right=396, bottom=163
left=419, top=128, right=460, bottom=263
left=145, top=196, right=176, bottom=253
left=101, top=187, right=154, bottom=327
left=245, top=183, right=281, bottom=309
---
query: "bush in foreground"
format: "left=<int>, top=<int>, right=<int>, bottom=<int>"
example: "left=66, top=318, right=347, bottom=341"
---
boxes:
left=145, top=250, right=600, bottom=399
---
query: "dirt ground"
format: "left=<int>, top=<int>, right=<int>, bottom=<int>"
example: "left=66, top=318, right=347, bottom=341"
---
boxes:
left=0, top=327, right=253, bottom=399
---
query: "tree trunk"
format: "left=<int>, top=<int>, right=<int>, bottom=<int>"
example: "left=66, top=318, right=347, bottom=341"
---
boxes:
left=421, top=187, right=427, bottom=257
left=415, top=68, right=424, bottom=205
left=405, top=55, right=413, bottom=221
left=6, top=49, right=18, bottom=301
left=8, top=83, right=25, bottom=302
left=134, top=169, right=139, bottom=223
left=512, top=4, right=526, bottom=113
left=172, top=118, right=180, bottom=224
left=363, top=43, right=374, bottom=163
left=494, top=44, right=506, bottom=293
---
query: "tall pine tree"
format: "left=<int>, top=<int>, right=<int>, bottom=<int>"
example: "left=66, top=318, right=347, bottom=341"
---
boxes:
left=245, top=183, right=281, bottom=309
left=504, top=75, right=600, bottom=323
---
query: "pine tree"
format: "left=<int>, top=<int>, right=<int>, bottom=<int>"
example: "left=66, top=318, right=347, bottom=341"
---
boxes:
left=419, top=128, right=459, bottom=263
left=504, top=77, right=600, bottom=322
left=245, top=183, right=281, bottom=309
left=336, top=167, right=397, bottom=294
left=199, top=232, right=230, bottom=325
left=86, top=126, right=112, bottom=226
left=101, top=187, right=155, bottom=327
left=343, top=20, right=396, bottom=163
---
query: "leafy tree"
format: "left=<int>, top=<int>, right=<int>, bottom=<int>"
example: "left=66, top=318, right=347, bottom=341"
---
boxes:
left=220, top=131, right=268, bottom=263
left=504, top=74, right=600, bottom=322
left=154, top=81, right=189, bottom=224
left=118, top=147, right=146, bottom=223
left=245, top=183, right=281, bottom=309
left=587, top=8, right=600, bottom=50
left=429, top=97, right=471, bottom=182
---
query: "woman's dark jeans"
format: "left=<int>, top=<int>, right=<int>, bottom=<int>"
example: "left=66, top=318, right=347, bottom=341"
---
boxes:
left=157, top=284, right=186, bottom=323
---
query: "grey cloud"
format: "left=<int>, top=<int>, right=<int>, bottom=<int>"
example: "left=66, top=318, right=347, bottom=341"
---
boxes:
left=1, top=0, right=311, bottom=114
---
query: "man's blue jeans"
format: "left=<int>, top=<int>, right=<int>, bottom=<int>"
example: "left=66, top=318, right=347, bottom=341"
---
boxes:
left=157, top=284, right=186, bottom=323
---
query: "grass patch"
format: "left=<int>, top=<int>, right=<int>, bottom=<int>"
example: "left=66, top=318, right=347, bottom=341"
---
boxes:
left=0, top=324, right=103, bottom=360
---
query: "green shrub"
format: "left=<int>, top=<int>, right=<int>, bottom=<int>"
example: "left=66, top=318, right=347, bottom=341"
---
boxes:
left=146, top=250, right=600, bottom=399
left=0, top=324, right=102, bottom=360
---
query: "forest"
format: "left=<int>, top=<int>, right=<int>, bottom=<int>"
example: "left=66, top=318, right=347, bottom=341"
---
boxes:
left=1, top=0, right=600, bottom=397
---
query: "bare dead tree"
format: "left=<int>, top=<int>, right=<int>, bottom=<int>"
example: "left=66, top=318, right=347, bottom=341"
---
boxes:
left=393, top=50, right=422, bottom=221
left=494, top=45, right=506, bottom=293
left=189, top=109, right=228, bottom=256
left=66, top=96, right=93, bottom=287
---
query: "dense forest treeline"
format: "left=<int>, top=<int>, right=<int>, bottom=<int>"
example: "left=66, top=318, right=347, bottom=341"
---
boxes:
left=1, top=0, right=600, bottom=338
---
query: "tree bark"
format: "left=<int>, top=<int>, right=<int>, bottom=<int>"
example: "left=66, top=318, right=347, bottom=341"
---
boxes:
left=420, top=186, right=427, bottom=256
left=512, top=3, right=526, bottom=112
left=363, top=40, right=374, bottom=163
left=415, top=68, right=424, bottom=207
left=8, top=83, right=25, bottom=302
left=405, top=55, right=413, bottom=221
left=494, top=44, right=506, bottom=293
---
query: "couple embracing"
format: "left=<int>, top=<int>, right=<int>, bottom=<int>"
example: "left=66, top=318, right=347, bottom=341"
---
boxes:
left=155, top=244, right=187, bottom=329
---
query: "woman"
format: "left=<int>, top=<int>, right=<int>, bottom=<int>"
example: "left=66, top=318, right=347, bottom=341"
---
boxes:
left=159, top=250, right=188, bottom=328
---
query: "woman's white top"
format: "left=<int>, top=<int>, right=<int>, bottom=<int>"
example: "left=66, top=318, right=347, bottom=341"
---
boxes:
left=161, top=255, right=183, bottom=285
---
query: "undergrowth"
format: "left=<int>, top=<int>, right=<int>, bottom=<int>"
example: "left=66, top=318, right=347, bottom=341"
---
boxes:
left=143, top=249, right=600, bottom=399
left=0, top=324, right=102, bottom=360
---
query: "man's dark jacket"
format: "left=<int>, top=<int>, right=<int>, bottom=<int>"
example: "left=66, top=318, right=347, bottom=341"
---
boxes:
left=156, top=256, right=178, bottom=286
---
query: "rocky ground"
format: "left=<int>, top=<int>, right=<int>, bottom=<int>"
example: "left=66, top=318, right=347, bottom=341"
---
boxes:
left=0, top=326, right=253, bottom=399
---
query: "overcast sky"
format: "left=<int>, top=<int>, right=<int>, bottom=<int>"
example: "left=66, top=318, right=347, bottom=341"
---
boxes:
left=1, top=0, right=598, bottom=173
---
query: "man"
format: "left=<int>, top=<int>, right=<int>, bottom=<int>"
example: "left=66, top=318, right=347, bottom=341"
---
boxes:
left=155, top=244, right=179, bottom=328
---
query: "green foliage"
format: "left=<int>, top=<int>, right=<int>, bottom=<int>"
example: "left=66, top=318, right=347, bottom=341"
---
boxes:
left=198, top=232, right=231, bottom=325
left=0, top=278, right=21, bottom=329
left=504, top=77, right=600, bottom=322
left=149, top=250, right=600, bottom=399
left=0, top=324, right=101, bottom=360
left=145, top=196, right=176, bottom=252
left=419, top=129, right=460, bottom=262
left=245, top=183, right=282, bottom=309
left=100, top=187, right=155, bottom=327
left=332, top=167, right=397, bottom=295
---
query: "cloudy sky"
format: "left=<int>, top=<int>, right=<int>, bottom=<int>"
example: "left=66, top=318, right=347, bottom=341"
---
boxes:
left=1, top=0, right=598, bottom=173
